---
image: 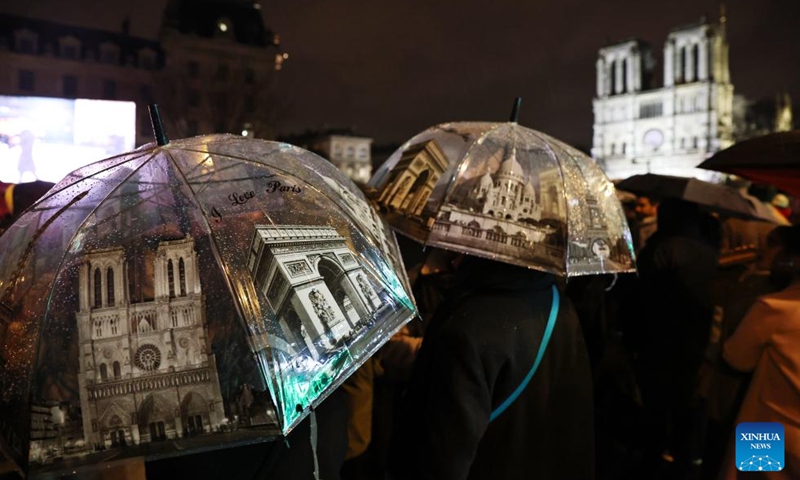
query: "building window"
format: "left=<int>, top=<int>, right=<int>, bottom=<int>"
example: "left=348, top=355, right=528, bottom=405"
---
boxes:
left=692, top=137, right=699, bottom=149
left=680, top=46, right=687, bottom=83
left=179, top=258, right=186, bottom=296
left=245, top=68, right=255, bottom=84
left=358, top=147, right=368, bottom=159
left=63, top=75, right=77, bottom=97
left=610, top=143, right=616, bottom=156
left=216, top=64, right=229, bottom=81
left=620, top=58, right=627, bottom=93
left=187, top=61, right=200, bottom=77
left=639, top=102, right=663, bottom=119
left=100, top=363, right=108, bottom=381
left=113, top=361, right=121, bottom=379
left=15, top=31, right=37, bottom=54
left=18, top=70, right=35, bottom=91
left=168, top=260, right=175, bottom=298
left=609, top=60, right=616, bottom=94
left=103, top=80, right=116, bottom=100
left=347, top=146, right=355, bottom=158
left=94, top=268, right=102, bottom=308
left=107, top=267, right=115, bottom=306
left=621, top=143, right=626, bottom=155
left=61, top=45, right=78, bottom=60
left=333, top=145, right=342, bottom=159
left=691, top=44, right=699, bottom=82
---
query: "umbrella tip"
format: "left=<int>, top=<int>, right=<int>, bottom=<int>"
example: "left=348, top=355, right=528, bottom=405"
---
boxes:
left=509, top=97, right=522, bottom=123
left=148, top=103, right=170, bottom=146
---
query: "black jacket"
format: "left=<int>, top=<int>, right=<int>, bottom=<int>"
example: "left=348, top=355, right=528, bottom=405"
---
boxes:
left=389, top=257, right=594, bottom=480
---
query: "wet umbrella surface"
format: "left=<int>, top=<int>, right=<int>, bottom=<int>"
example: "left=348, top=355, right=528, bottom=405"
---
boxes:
left=367, top=121, right=636, bottom=276
left=0, top=134, right=416, bottom=476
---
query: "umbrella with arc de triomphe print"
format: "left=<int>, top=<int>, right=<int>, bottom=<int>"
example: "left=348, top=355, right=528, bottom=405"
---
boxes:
left=0, top=129, right=416, bottom=476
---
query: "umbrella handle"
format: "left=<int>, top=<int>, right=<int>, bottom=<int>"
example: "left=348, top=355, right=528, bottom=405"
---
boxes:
left=509, top=97, right=522, bottom=123
left=148, top=103, right=170, bottom=146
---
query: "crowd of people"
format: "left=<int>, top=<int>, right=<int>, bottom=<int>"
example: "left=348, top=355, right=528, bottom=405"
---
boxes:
left=2, top=177, right=798, bottom=480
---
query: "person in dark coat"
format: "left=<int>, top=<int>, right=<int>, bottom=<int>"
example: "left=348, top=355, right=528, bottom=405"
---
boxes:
left=388, top=255, right=595, bottom=480
left=630, top=198, right=720, bottom=477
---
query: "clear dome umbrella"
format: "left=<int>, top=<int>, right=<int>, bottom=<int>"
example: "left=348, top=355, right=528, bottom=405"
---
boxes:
left=0, top=107, right=416, bottom=476
left=366, top=100, right=636, bottom=276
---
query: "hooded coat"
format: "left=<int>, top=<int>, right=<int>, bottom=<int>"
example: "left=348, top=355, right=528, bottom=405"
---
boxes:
left=388, top=256, right=594, bottom=480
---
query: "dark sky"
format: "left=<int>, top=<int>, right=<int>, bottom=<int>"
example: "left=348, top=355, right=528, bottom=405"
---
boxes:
left=3, top=0, right=799, bottom=149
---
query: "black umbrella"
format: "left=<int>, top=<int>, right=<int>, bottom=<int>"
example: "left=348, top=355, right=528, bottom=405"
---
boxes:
left=698, top=130, right=800, bottom=196
left=616, top=174, right=782, bottom=223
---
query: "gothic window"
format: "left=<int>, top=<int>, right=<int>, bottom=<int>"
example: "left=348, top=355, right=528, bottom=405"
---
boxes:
left=168, top=260, right=175, bottom=298
left=95, top=320, right=102, bottom=337
left=111, top=318, right=118, bottom=335
left=179, top=258, right=187, bottom=296
left=609, top=60, right=616, bottom=94
left=692, top=137, right=699, bottom=149
left=134, top=344, right=162, bottom=371
left=610, top=144, right=616, bottom=156
left=94, top=268, right=102, bottom=308
left=621, top=58, right=627, bottom=93
left=691, top=44, right=699, bottom=82
left=621, top=143, right=626, bottom=155
left=100, top=363, right=108, bottom=380
left=113, top=361, right=121, bottom=379
left=680, top=47, right=687, bottom=83
left=107, top=267, right=115, bottom=306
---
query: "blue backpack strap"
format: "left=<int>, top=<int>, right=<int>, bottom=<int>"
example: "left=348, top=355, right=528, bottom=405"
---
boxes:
left=489, top=284, right=560, bottom=423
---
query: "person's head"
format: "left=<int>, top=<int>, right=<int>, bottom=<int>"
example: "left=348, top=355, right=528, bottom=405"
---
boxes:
left=635, top=196, right=659, bottom=220
left=655, top=198, right=699, bottom=235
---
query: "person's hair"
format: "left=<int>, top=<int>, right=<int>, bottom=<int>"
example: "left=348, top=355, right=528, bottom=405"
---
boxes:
left=747, top=183, right=777, bottom=203
left=656, top=198, right=699, bottom=234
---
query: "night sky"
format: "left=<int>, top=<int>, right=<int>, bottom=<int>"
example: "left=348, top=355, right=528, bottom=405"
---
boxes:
left=2, top=0, right=799, bottom=150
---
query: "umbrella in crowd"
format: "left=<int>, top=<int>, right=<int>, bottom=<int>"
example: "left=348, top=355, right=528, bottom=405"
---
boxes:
left=616, top=173, right=785, bottom=224
left=698, top=130, right=800, bottom=196
left=0, top=108, right=416, bottom=476
left=366, top=107, right=636, bottom=277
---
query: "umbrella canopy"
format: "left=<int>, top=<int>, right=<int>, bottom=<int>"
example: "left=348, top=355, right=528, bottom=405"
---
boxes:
left=698, top=130, right=800, bottom=196
left=366, top=122, right=636, bottom=276
left=0, top=134, right=416, bottom=476
left=616, top=173, right=784, bottom=224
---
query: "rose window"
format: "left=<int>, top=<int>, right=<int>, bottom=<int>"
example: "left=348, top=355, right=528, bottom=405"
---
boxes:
left=134, top=344, right=162, bottom=371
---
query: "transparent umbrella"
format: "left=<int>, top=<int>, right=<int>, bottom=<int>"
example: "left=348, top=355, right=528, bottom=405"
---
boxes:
left=366, top=103, right=636, bottom=276
left=0, top=111, right=416, bottom=476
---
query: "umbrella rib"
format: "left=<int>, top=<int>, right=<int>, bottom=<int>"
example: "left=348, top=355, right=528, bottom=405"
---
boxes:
left=163, top=148, right=290, bottom=416
left=526, top=131, right=573, bottom=276
left=22, top=149, right=153, bottom=211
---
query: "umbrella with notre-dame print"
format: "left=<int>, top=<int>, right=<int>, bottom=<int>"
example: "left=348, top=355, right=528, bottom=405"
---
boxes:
left=0, top=106, right=416, bottom=477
